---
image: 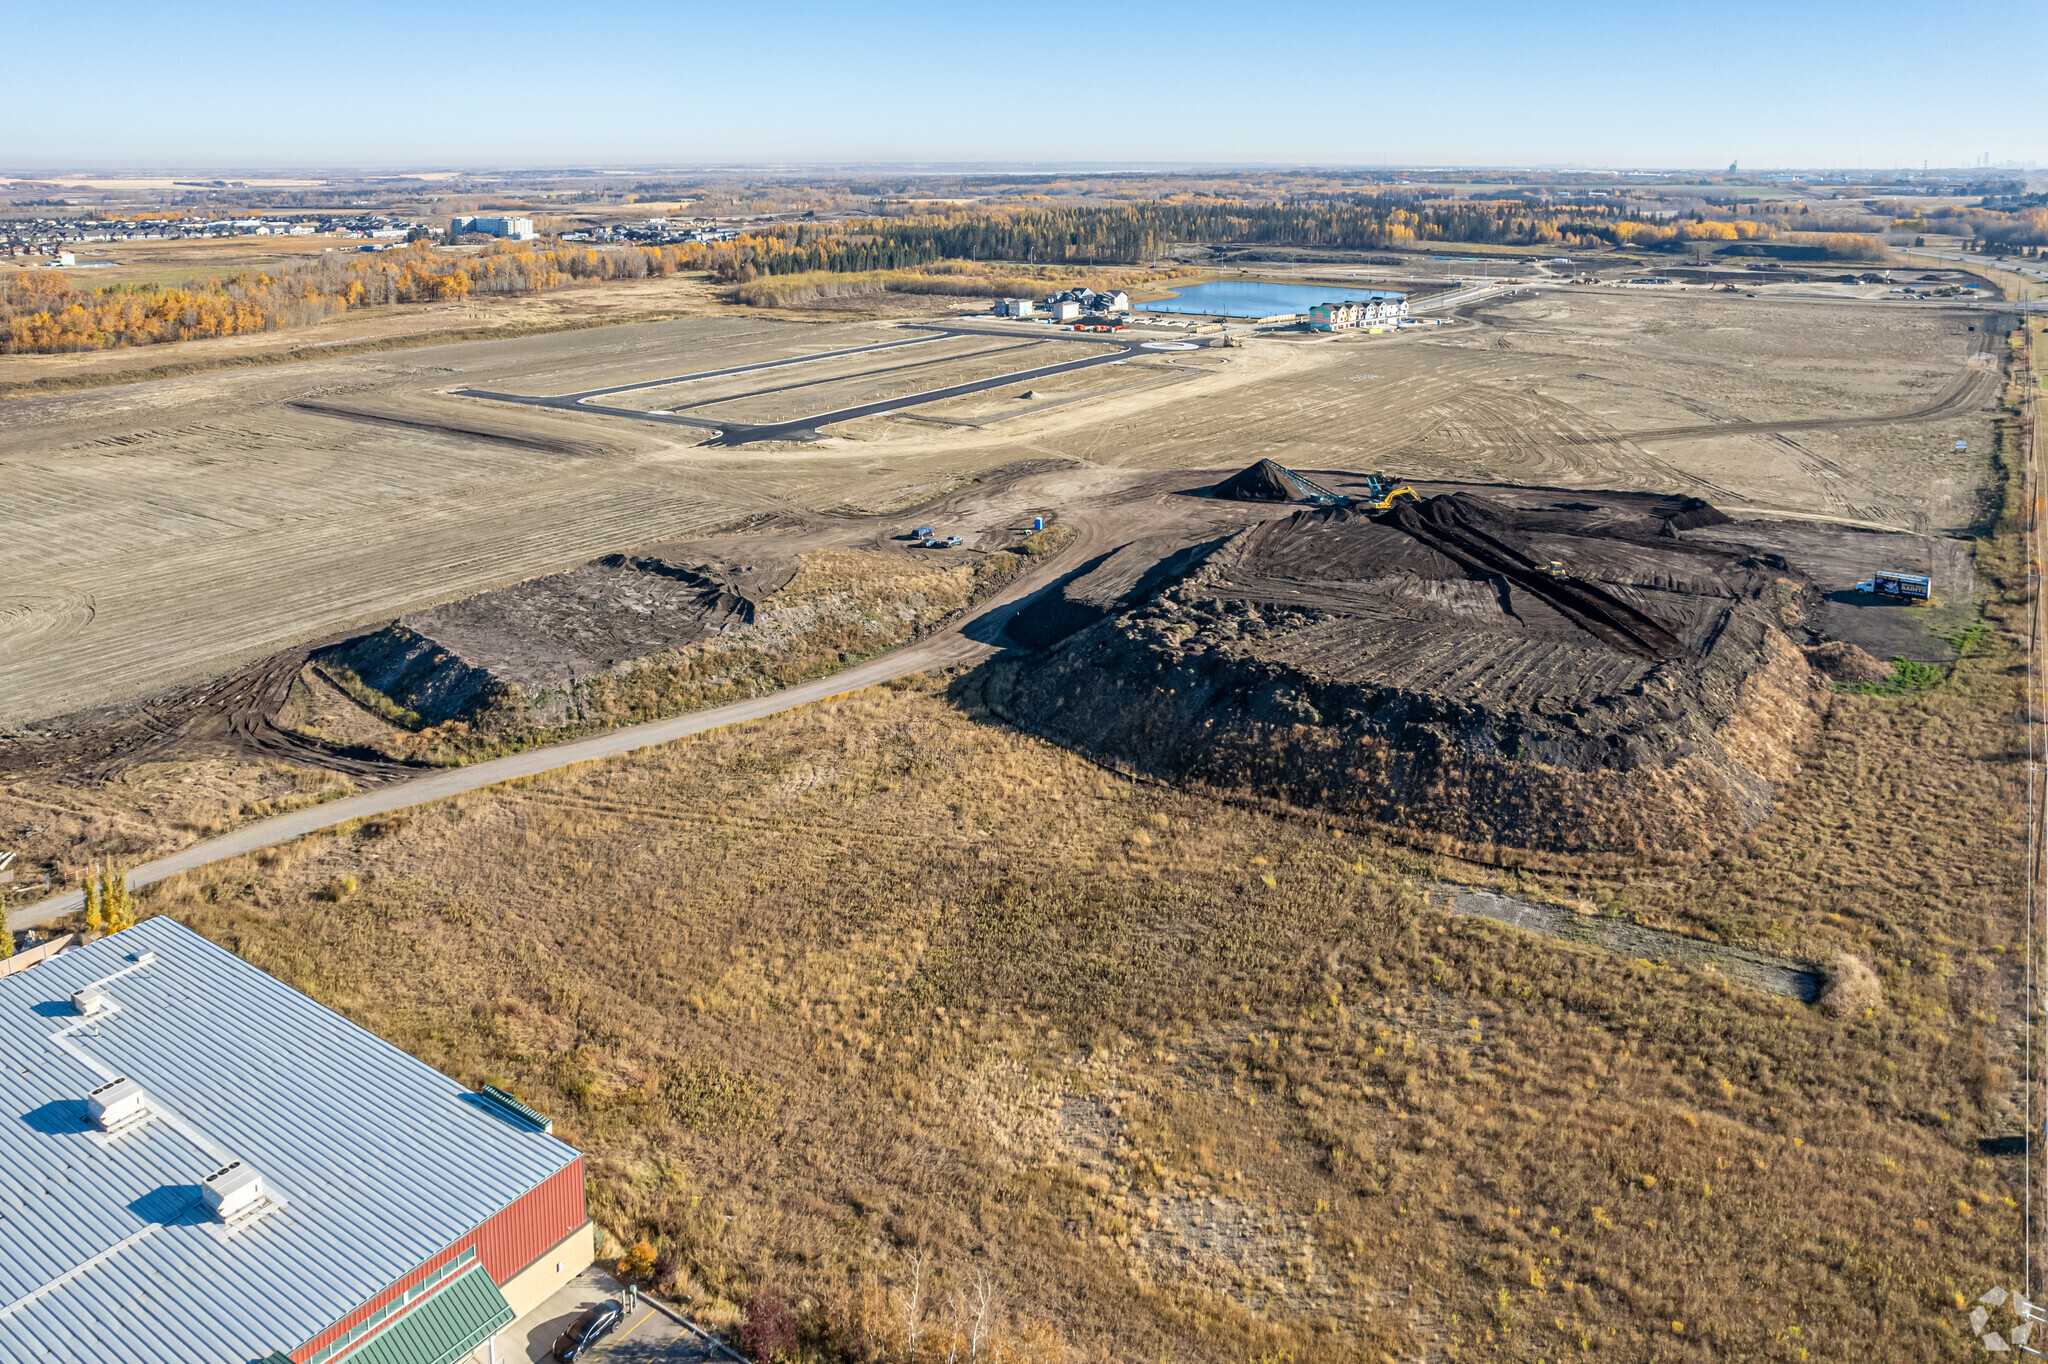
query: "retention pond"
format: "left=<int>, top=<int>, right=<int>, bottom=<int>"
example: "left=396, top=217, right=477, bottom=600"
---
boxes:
left=1138, top=281, right=1403, bottom=318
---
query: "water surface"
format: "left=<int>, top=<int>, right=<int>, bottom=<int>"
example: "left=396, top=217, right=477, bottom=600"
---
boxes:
left=1138, top=281, right=1403, bottom=318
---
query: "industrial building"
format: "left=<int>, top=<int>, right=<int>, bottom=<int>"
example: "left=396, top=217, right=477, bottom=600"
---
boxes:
left=450, top=216, right=536, bottom=241
left=0, top=917, right=592, bottom=1364
left=1303, top=296, right=1409, bottom=331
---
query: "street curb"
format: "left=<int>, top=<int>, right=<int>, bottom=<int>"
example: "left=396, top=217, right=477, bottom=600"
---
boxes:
left=642, top=1295, right=750, bottom=1364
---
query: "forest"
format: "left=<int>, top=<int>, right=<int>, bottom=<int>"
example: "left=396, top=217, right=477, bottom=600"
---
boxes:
left=0, top=242, right=703, bottom=353
left=685, top=197, right=1887, bottom=281
left=1878, top=199, right=2048, bottom=247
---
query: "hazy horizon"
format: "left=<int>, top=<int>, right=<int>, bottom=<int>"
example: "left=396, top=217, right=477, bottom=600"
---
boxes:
left=2, top=160, right=2040, bottom=179
left=16, top=0, right=2044, bottom=171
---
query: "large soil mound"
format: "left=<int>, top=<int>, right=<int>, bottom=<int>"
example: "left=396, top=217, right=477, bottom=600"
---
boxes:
left=1213, top=458, right=1325, bottom=502
left=984, top=489, right=1823, bottom=864
left=326, top=556, right=758, bottom=726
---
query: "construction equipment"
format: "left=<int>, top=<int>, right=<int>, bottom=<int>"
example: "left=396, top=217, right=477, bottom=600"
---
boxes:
left=1853, top=570, right=1931, bottom=601
left=1359, top=471, right=1422, bottom=510
left=1214, top=459, right=1418, bottom=510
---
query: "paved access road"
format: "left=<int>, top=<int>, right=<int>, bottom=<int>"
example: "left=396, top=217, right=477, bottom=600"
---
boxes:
left=455, top=322, right=1154, bottom=445
left=5, top=631, right=997, bottom=932
left=3, top=514, right=1114, bottom=933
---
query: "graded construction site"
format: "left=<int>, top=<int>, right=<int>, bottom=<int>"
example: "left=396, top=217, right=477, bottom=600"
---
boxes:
left=0, top=285, right=2003, bottom=738
left=0, top=276, right=2032, bottom=1364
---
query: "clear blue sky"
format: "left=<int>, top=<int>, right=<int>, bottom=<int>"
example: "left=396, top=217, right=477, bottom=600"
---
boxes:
left=16, top=0, right=2043, bottom=171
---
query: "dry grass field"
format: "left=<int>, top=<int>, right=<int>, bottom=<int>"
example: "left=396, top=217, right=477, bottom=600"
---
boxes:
left=135, top=594, right=2025, bottom=1361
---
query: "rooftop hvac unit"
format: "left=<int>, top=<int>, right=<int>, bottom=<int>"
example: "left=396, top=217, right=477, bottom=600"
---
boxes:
left=71, top=985, right=110, bottom=1017
left=201, top=1161, right=267, bottom=1222
left=86, top=1076, right=149, bottom=1134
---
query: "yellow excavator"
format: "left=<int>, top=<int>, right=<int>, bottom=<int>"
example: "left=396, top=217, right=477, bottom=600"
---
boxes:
left=1359, top=472, right=1421, bottom=510
left=1260, top=461, right=1422, bottom=511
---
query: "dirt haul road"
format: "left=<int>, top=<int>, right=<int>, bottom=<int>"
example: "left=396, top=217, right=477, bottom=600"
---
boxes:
left=3, top=477, right=1287, bottom=931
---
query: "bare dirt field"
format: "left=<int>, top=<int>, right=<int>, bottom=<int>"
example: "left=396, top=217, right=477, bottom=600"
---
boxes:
left=1, top=289, right=2005, bottom=738
left=689, top=339, right=1113, bottom=425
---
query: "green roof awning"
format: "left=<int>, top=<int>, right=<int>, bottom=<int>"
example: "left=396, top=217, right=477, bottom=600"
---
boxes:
left=336, top=1264, right=515, bottom=1364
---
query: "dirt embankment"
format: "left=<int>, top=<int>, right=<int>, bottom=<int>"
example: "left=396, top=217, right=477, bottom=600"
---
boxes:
left=983, top=486, right=1829, bottom=865
left=296, top=533, right=1062, bottom=765
left=327, top=555, right=761, bottom=729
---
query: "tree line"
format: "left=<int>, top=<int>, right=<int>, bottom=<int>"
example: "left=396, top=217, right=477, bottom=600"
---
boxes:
left=2, top=242, right=707, bottom=353
left=690, top=198, right=1620, bottom=280
left=2, top=195, right=1910, bottom=353
left=683, top=197, right=1896, bottom=282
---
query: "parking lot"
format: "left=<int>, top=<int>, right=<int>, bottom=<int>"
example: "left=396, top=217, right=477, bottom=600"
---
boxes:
left=511, top=1269, right=729, bottom=1364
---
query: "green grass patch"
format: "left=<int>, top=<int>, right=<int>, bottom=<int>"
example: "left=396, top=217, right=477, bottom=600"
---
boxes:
left=1939, top=617, right=1995, bottom=657
left=1835, top=656, right=1945, bottom=696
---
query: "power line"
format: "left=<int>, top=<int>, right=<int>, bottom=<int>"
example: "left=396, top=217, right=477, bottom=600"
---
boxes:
left=2027, top=318, right=2044, bottom=1305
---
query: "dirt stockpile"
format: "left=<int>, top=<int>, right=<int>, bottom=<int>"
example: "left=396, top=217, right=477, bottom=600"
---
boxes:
left=303, top=541, right=1020, bottom=762
left=327, top=556, right=761, bottom=726
left=1005, top=535, right=1232, bottom=650
left=1803, top=640, right=1892, bottom=683
left=984, top=487, right=1825, bottom=864
left=1213, top=458, right=1325, bottom=503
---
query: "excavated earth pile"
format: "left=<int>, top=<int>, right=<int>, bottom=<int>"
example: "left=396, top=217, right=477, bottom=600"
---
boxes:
left=1212, top=458, right=1327, bottom=503
left=324, top=555, right=766, bottom=727
left=985, top=487, right=1827, bottom=864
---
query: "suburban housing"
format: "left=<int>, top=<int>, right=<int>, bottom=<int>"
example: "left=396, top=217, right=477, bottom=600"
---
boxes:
left=1303, top=296, right=1409, bottom=330
left=0, top=918, right=593, bottom=1364
left=993, top=288, right=1130, bottom=320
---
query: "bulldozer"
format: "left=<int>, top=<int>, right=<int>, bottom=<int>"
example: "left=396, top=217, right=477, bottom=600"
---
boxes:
left=1359, top=472, right=1421, bottom=510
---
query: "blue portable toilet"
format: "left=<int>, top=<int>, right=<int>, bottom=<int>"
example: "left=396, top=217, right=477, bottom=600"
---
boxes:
left=1033, top=516, right=1045, bottom=531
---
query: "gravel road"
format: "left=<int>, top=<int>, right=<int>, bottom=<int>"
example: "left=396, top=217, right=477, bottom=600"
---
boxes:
left=2, top=523, right=1108, bottom=933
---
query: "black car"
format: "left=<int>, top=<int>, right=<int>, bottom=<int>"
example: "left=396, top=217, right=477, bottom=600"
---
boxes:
left=552, top=1298, right=625, bottom=1360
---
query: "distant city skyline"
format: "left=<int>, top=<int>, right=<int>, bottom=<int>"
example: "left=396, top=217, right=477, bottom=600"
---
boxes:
left=14, top=0, right=2044, bottom=171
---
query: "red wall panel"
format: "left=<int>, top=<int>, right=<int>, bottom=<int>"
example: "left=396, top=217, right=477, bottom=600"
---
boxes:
left=475, top=1159, right=588, bottom=1283
left=292, top=1158, right=587, bottom=1362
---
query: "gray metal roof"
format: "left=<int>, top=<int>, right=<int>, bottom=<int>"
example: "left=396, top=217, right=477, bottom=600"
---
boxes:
left=0, top=917, right=579, bottom=1364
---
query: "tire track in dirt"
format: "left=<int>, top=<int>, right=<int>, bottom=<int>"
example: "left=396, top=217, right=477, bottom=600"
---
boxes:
left=1553, top=363, right=1999, bottom=445
left=2, top=632, right=428, bottom=784
left=0, top=592, right=95, bottom=653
